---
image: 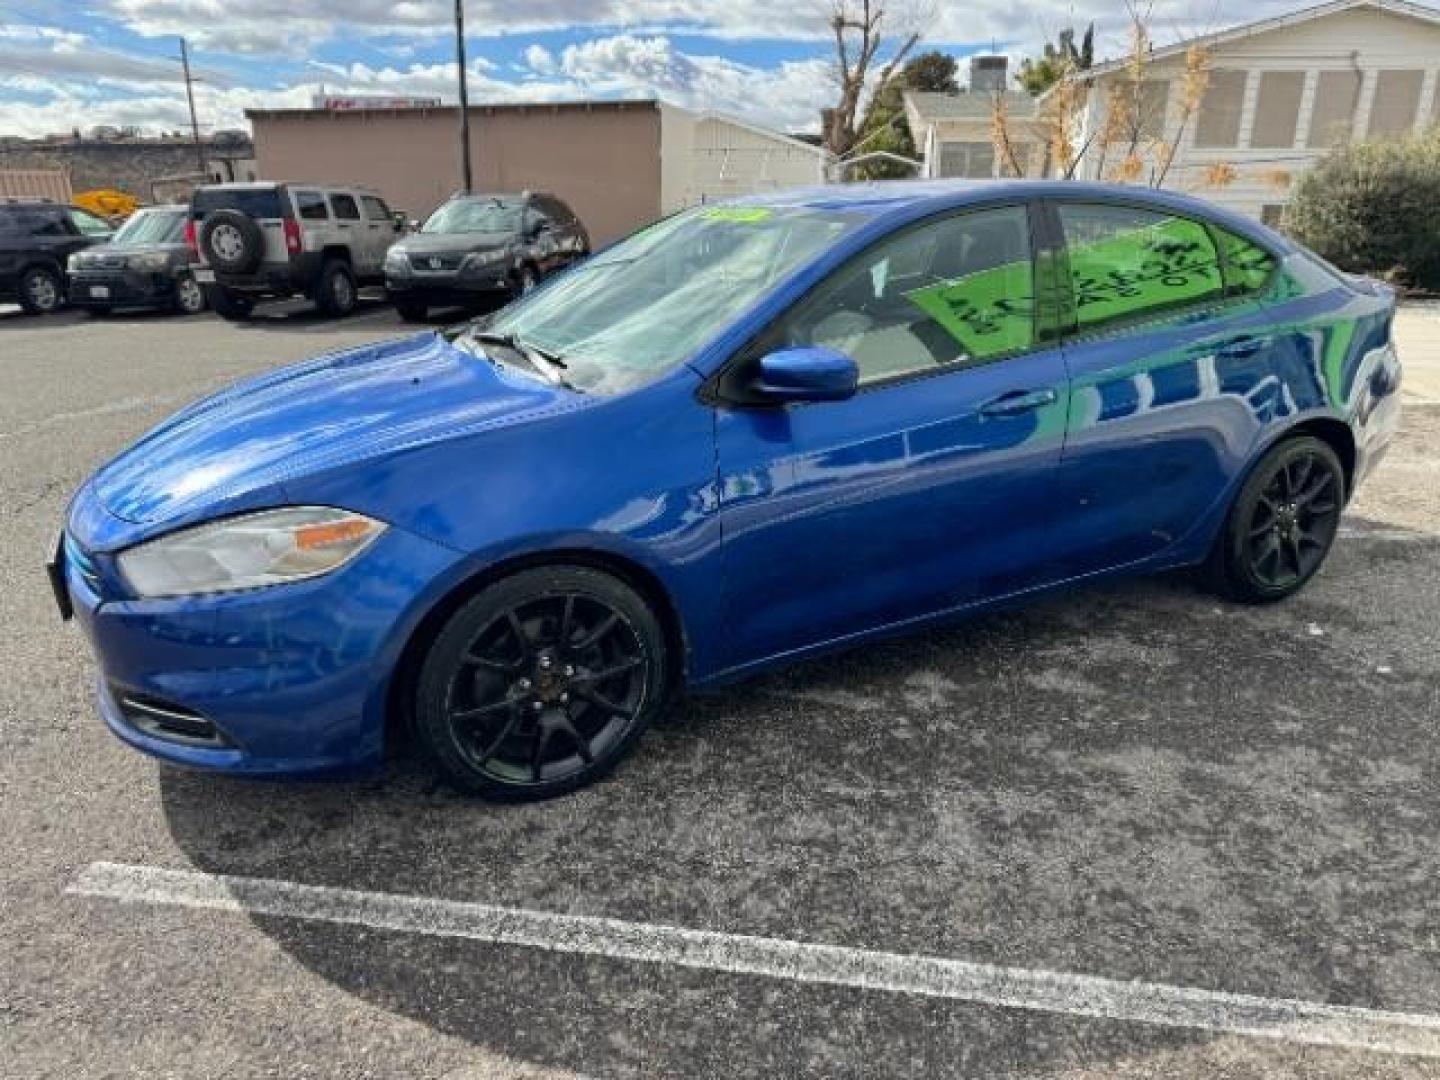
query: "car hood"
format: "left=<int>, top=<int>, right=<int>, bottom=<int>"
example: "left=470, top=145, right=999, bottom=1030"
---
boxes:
left=93, top=332, right=573, bottom=526
left=395, top=231, right=514, bottom=256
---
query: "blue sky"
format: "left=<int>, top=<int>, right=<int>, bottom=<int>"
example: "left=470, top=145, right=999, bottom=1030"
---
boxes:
left=0, top=0, right=1333, bottom=138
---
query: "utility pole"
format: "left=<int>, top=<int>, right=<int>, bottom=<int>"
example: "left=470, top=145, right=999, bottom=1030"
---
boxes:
left=178, top=36, right=206, bottom=176
left=453, top=0, right=472, bottom=193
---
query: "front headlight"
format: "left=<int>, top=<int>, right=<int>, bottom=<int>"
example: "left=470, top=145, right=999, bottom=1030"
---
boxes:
left=117, top=507, right=387, bottom=599
left=127, top=252, right=170, bottom=272
left=384, top=248, right=407, bottom=271
left=461, top=249, right=508, bottom=270
left=67, top=253, right=83, bottom=273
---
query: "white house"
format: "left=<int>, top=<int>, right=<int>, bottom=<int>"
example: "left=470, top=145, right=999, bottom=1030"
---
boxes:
left=904, top=57, right=1048, bottom=179
left=658, top=105, right=829, bottom=211
left=1068, top=0, right=1440, bottom=221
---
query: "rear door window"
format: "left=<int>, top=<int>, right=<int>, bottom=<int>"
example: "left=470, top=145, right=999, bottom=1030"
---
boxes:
left=191, top=187, right=284, bottom=219
left=1057, top=203, right=1223, bottom=333
left=294, top=190, right=329, bottom=222
left=25, top=209, right=70, bottom=237
left=329, top=193, right=361, bottom=220
left=1215, top=227, right=1279, bottom=295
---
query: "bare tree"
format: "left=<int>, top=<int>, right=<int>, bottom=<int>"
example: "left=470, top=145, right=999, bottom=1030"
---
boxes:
left=824, top=0, right=929, bottom=158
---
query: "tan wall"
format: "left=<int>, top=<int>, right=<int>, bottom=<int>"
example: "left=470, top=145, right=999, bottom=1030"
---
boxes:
left=251, top=103, right=662, bottom=244
left=0, top=169, right=72, bottom=201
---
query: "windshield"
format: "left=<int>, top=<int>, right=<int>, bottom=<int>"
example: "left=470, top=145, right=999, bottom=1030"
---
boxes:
left=423, top=199, right=523, bottom=234
left=113, top=209, right=185, bottom=245
left=472, top=205, right=862, bottom=395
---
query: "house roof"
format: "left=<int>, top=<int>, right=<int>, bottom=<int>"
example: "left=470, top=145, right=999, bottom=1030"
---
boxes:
left=904, top=90, right=1038, bottom=125
left=1082, top=0, right=1440, bottom=79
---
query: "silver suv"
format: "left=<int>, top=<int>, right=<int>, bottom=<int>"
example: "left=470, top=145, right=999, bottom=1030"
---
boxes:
left=188, top=182, right=401, bottom=320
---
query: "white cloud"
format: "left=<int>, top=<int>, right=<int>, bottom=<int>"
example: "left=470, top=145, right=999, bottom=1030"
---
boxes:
left=524, top=44, right=555, bottom=75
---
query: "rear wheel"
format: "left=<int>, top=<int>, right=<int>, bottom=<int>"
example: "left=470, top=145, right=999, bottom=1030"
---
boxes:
left=414, top=567, right=670, bottom=800
left=18, top=265, right=62, bottom=315
left=394, top=297, right=428, bottom=322
left=314, top=259, right=357, bottom=317
left=1206, top=435, right=1345, bottom=603
left=209, top=285, right=254, bottom=321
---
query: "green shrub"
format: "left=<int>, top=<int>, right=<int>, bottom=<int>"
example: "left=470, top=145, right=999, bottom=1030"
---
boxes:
left=1284, top=130, right=1440, bottom=289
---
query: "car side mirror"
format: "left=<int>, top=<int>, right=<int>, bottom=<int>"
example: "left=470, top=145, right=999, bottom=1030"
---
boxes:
left=751, top=346, right=858, bottom=404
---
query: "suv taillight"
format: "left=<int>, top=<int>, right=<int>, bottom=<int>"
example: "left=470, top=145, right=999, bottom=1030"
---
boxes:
left=283, top=218, right=302, bottom=255
left=183, top=219, right=198, bottom=258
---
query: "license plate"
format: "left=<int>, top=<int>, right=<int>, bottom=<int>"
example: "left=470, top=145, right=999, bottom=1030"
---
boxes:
left=193, top=268, right=215, bottom=284
left=46, top=532, right=73, bottom=621
left=88, top=285, right=110, bottom=299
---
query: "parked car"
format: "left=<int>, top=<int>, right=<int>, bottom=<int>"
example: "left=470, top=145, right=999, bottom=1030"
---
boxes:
left=52, top=181, right=1401, bottom=800
left=0, top=198, right=114, bottom=315
left=384, top=191, right=589, bottom=321
left=188, top=182, right=399, bottom=320
left=67, top=205, right=207, bottom=315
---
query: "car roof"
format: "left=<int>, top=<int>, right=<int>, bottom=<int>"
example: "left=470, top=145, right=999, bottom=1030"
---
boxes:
left=720, top=179, right=1291, bottom=252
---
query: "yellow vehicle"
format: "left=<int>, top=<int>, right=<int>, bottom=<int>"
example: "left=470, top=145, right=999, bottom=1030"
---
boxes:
left=73, top=189, right=141, bottom=224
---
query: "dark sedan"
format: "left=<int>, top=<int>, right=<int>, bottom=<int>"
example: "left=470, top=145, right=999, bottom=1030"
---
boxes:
left=67, top=206, right=207, bottom=315
left=383, top=191, right=588, bottom=321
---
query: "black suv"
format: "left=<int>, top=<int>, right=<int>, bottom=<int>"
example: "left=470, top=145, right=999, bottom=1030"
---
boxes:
left=383, top=191, right=589, bottom=321
left=0, top=199, right=114, bottom=315
left=68, top=205, right=207, bottom=316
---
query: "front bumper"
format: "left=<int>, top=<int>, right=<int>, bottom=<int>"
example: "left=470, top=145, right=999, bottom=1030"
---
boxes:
left=58, top=490, right=462, bottom=778
left=68, top=269, right=180, bottom=310
left=386, top=266, right=514, bottom=303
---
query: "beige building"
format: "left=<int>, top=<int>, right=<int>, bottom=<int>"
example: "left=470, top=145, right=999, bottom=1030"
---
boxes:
left=1068, top=0, right=1440, bottom=221
left=247, top=100, right=827, bottom=245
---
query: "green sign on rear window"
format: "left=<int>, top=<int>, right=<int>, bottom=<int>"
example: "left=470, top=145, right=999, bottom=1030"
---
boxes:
left=1059, top=205, right=1223, bottom=331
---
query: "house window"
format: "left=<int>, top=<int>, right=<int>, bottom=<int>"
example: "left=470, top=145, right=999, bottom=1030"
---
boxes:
left=937, top=141, right=995, bottom=179
left=1368, top=69, right=1425, bottom=138
left=1194, top=69, right=1246, bottom=148
left=1308, top=69, right=1362, bottom=147
left=1251, top=71, right=1305, bottom=148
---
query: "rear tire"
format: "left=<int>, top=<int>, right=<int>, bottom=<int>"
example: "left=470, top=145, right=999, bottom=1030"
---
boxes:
left=314, top=259, right=357, bottom=317
left=394, top=297, right=428, bottom=322
left=414, top=567, right=671, bottom=801
left=1204, top=435, right=1345, bottom=604
left=209, top=285, right=254, bottom=321
left=18, top=265, right=62, bottom=315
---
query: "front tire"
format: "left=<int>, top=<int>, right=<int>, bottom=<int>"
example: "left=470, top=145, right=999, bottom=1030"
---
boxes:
left=1206, top=435, right=1345, bottom=603
left=173, top=272, right=207, bottom=315
left=414, top=567, right=670, bottom=800
left=18, top=265, right=62, bottom=315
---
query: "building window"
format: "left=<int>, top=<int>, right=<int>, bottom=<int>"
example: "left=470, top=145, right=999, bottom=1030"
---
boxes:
left=1308, top=69, right=1362, bottom=148
left=1194, top=69, right=1246, bottom=148
left=1251, top=71, right=1305, bottom=148
left=937, top=141, right=995, bottom=178
left=1368, top=69, right=1425, bottom=138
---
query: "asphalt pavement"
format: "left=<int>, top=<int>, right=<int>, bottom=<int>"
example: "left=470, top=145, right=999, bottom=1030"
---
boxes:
left=2, top=296, right=1439, bottom=1079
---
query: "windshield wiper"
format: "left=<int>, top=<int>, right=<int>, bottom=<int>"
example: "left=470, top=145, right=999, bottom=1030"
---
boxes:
left=468, top=330, right=577, bottom=391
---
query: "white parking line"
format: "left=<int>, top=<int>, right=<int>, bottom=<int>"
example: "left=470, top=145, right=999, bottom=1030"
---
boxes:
left=70, top=861, right=1440, bottom=1059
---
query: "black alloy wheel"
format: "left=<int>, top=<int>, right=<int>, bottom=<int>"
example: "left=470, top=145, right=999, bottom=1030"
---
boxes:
left=1208, top=435, right=1345, bottom=603
left=415, top=567, right=668, bottom=799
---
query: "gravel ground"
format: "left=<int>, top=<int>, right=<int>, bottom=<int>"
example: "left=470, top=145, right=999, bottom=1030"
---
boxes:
left=1, top=297, right=1437, bottom=1079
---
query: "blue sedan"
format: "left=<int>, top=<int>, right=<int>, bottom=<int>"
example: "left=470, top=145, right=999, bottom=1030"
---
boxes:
left=52, top=181, right=1402, bottom=799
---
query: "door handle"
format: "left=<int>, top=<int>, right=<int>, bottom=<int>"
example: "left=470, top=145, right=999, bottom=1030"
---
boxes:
left=980, top=387, right=1058, bottom=417
left=1218, top=335, right=1270, bottom=359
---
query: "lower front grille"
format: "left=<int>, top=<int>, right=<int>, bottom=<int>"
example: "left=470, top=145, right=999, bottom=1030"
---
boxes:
left=113, top=689, right=233, bottom=748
